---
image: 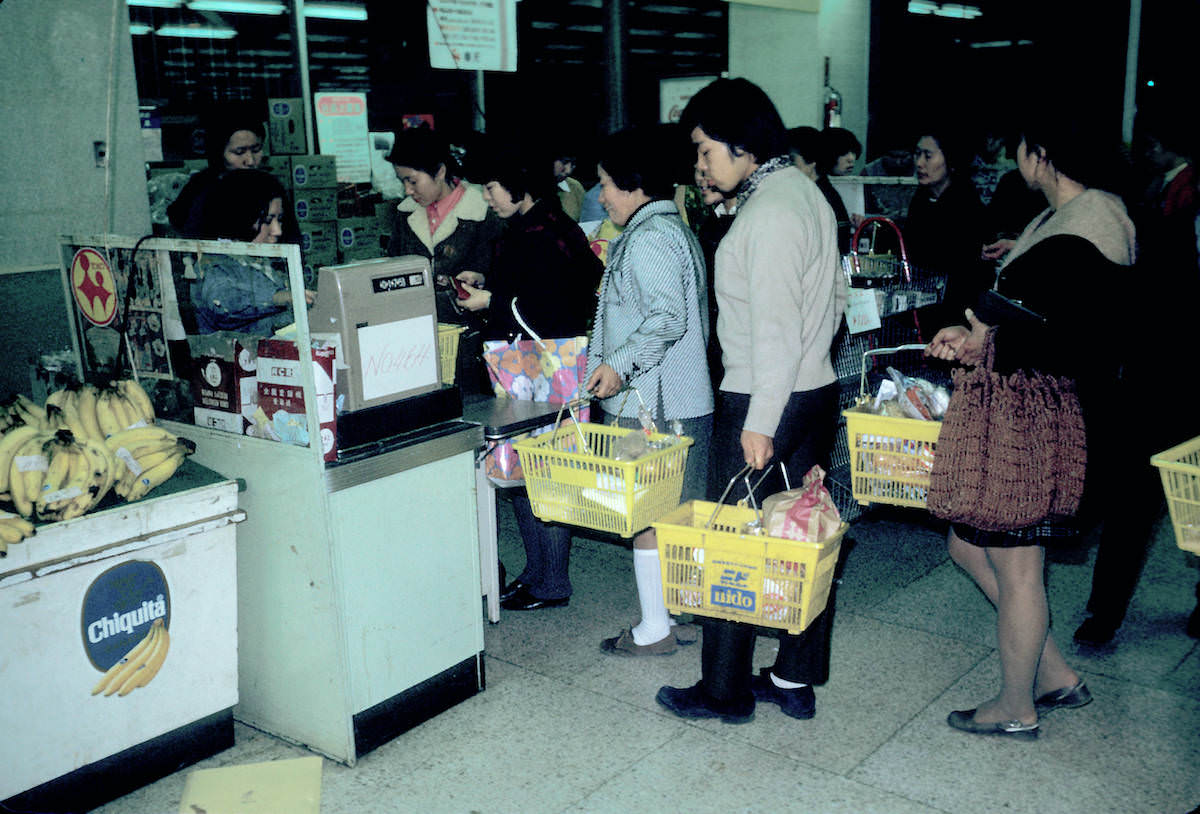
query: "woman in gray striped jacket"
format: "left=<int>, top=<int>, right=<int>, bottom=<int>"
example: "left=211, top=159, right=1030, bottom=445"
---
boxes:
left=585, top=125, right=714, bottom=656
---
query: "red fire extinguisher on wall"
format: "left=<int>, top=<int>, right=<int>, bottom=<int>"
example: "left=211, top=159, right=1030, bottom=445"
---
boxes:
left=823, top=56, right=843, bottom=129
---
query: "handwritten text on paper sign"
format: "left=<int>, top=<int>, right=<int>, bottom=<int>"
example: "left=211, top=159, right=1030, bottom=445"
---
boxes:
left=357, top=316, right=439, bottom=400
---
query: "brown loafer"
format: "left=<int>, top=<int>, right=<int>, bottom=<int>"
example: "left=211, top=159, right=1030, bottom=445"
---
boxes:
left=600, top=627, right=677, bottom=656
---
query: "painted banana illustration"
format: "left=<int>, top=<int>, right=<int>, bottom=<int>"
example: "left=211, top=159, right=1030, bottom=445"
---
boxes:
left=91, top=617, right=170, bottom=697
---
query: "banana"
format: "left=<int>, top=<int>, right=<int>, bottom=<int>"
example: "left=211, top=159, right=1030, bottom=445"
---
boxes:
left=117, top=379, right=156, bottom=425
left=8, top=395, right=44, bottom=430
left=118, top=619, right=170, bottom=695
left=80, top=438, right=115, bottom=511
left=124, top=449, right=184, bottom=502
left=10, top=434, right=50, bottom=519
left=0, top=424, right=42, bottom=496
left=105, top=426, right=176, bottom=454
left=109, top=390, right=136, bottom=432
left=59, top=391, right=94, bottom=443
left=93, top=620, right=160, bottom=696
left=40, top=439, right=90, bottom=521
left=0, top=515, right=34, bottom=551
left=45, top=388, right=69, bottom=410
left=75, top=384, right=104, bottom=442
left=95, top=390, right=123, bottom=438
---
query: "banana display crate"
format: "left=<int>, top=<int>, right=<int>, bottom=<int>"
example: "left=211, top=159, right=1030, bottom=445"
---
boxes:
left=653, top=501, right=847, bottom=634
left=1151, top=436, right=1200, bottom=555
left=513, top=422, right=693, bottom=538
left=843, top=345, right=942, bottom=508
left=437, top=323, right=466, bottom=385
left=0, top=461, right=244, bottom=813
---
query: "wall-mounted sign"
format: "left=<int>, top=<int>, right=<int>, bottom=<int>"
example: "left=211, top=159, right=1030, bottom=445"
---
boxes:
left=427, top=0, right=517, bottom=73
left=313, top=92, right=371, bottom=184
left=71, top=248, right=117, bottom=328
left=659, top=76, right=718, bottom=124
left=726, top=0, right=820, bottom=10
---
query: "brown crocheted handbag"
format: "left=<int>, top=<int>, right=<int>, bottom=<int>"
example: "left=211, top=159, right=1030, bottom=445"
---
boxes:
left=927, top=329, right=1086, bottom=531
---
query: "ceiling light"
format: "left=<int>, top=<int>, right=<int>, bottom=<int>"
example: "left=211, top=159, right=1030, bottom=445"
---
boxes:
left=188, top=0, right=285, bottom=13
left=128, top=0, right=182, bottom=7
left=130, top=22, right=154, bottom=35
left=156, top=24, right=238, bottom=38
left=907, top=0, right=981, bottom=17
left=305, top=3, right=367, bottom=21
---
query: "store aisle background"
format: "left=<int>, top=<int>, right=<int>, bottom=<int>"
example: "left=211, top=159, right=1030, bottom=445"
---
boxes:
left=94, top=498, right=1199, bottom=814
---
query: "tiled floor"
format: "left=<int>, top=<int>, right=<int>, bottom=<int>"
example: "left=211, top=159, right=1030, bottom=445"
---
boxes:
left=96, top=498, right=1200, bottom=814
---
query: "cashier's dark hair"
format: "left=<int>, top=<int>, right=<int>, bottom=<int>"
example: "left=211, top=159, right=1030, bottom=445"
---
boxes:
left=597, top=126, right=685, bottom=200
left=199, top=169, right=299, bottom=244
left=1017, top=101, right=1124, bottom=192
left=787, top=126, right=823, bottom=167
left=387, top=128, right=461, bottom=182
left=679, top=78, right=790, bottom=164
left=479, top=143, right=557, bottom=204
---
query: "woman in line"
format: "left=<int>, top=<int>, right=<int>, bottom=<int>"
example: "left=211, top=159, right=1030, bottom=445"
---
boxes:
left=192, top=169, right=314, bottom=336
left=904, top=126, right=993, bottom=328
left=925, top=104, right=1135, bottom=738
left=791, top=125, right=853, bottom=253
left=386, top=128, right=503, bottom=394
left=584, top=125, right=713, bottom=655
left=168, top=107, right=266, bottom=237
left=658, top=78, right=843, bottom=723
left=456, top=147, right=603, bottom=612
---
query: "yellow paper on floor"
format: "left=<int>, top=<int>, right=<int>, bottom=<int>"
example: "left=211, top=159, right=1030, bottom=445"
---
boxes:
left=177, top=755, right=322, bottom=814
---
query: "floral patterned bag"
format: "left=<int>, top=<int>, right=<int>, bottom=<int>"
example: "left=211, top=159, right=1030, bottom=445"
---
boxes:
left=481, top=336, right=589, bottom=487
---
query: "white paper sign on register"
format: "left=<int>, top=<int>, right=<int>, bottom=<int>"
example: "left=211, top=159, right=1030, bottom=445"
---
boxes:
left=357, top=316, right=438, bottom=401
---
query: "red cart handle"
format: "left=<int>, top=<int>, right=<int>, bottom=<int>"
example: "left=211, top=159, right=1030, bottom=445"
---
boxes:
left=849, top=216, right=913, bottom=284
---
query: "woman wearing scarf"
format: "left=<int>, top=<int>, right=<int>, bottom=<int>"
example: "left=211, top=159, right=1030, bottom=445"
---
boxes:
left=657, top=78, right=843, bottom=723
left=386, top=129, right=502, bottom=394
left=925, top=105, right=1135, bottom=739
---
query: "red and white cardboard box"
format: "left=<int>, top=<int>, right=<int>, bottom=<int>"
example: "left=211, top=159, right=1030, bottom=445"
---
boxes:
left=188, top=332, right=258, bottom=434
left=255, top=338, right=338, bottom=462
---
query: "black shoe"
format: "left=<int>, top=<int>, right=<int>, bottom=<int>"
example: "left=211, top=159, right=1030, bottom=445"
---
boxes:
left=1188, top=604, right=1200, bottom=639
left=1073, top=617, right=1116, bottom=646
left=947, top=709, right=1038, bottom=740
left=750, top=669, right=816, bottom=719
left=1034, top=680, right=1093, bottom=714
left=499, top=578, right=528, bottom=603
left=655, top=682, right=754, bottom=724
left=500, top=586, right=569, bottom=611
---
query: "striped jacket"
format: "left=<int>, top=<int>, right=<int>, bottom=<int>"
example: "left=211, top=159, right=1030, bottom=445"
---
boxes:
left=585, top=200, right=713, bottom=420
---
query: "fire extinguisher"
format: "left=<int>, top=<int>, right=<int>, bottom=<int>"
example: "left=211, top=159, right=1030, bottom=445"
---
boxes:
left=823, top=56, right=843, bottom=129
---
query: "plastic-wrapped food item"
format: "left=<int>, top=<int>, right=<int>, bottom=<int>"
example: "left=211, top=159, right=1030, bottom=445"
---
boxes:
left=871, top=371, right=950, bottom=420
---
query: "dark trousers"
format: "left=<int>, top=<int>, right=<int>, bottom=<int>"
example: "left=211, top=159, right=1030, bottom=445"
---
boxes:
left=512, top=492, right=573, bottom=600
left=701, top=385, right=840, bottom=702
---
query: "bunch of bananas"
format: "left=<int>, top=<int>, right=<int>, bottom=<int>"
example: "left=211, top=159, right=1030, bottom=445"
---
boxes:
left=2, top=379, right=155, bottom=441
left=1, top=394, right=46, bottom=433
left=106, top=426, right=195, bottom=503
left=0, top=427, right=116, bottom=522
left=0, top=514, right=35, bottom=556
left=91, top=617, right=171, bottom=697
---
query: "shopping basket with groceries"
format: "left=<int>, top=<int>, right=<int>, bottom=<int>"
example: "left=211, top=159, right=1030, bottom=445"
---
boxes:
left=1151, top=436, right=1200, bottom=555
left=653, top=464, right=848, bottom=634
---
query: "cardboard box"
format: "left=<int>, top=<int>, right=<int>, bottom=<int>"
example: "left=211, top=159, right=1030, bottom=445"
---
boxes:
left=291, top=155, right=338, bottom=189
left=336, top=216, right=383, bottom=261
left=256, top=338, right=338, bottom=462
left=267, top=98, right=308, bottom=155
left=293, top=190, right=338, bottom=222
left=187, top=332, right=259, bottom=434
left=261, top=155, right=293, bottom=191
left=299, top=220, right=338, bottom=265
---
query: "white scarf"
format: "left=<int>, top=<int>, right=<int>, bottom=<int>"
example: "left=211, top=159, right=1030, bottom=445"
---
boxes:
left=1002, top=188, right=1136, bottom=270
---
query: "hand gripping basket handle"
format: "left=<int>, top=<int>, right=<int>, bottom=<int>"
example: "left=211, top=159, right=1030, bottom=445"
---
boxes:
left=858, top=343, right=928, bottom=399
left=849, top=216, right=913, bottom=282
left=704, top=462, right=791, bottom=531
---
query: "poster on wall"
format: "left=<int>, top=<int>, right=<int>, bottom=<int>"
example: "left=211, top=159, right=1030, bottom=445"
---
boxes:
left=313, top=92, right=371, bottom=184
left=426, top=0, right=517, bottom=72
left=659, top=76, right=718, bottom=124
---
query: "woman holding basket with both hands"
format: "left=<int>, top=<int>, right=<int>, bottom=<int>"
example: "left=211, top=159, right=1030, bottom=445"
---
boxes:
left=924, top=103, right=1135, bottom=738
left=657, top=78, right=844, bottom=723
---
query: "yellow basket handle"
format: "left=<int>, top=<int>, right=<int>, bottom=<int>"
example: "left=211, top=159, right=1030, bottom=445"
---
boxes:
left=858, top=343, right=928, bottom=399
left=704, top=462, right=789, bottom=532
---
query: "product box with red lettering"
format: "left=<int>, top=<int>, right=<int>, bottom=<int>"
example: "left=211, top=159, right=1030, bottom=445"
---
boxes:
left=187, top=332, right=258, bottom=434
left=255, top=338, right=338, bottom=462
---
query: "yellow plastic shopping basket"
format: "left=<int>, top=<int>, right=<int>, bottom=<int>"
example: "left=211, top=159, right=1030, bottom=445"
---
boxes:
left=1151, top=436, right=1200, bottom=555
left=436, top=323, right=466, bottom=385
left=843, top=344, right=941, bottom=508
left=514, top=422, right=693, bottom=538
left=654, top=490, right=847, bottom=634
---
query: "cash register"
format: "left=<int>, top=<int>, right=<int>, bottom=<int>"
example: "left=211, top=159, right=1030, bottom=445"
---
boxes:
left=307, top=255, right=462, bottom=454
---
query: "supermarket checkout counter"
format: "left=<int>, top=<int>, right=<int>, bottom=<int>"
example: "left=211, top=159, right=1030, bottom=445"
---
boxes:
left=56, top=238, right=486, bottom=766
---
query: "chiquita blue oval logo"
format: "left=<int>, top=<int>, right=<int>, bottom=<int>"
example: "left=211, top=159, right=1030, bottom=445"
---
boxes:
left=294, top=166, right=308, bottom=185
left=81, top=560, right=170, bottom=672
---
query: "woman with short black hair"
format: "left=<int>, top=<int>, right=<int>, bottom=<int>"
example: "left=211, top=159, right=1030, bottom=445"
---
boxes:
left=658, top=77, right=843, bottom=724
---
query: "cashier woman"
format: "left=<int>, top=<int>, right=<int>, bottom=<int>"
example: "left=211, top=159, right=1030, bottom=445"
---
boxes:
left=168, top=106, right=267, bottom=237
left=191, top=169, right=315, bottom=335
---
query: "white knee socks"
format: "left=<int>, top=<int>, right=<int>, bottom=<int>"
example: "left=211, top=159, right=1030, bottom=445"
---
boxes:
left=631, top=548, right=671, bottom=646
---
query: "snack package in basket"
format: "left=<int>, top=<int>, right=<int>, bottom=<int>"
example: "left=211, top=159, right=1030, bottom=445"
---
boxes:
left=760, top=465, right=842, bottom=542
